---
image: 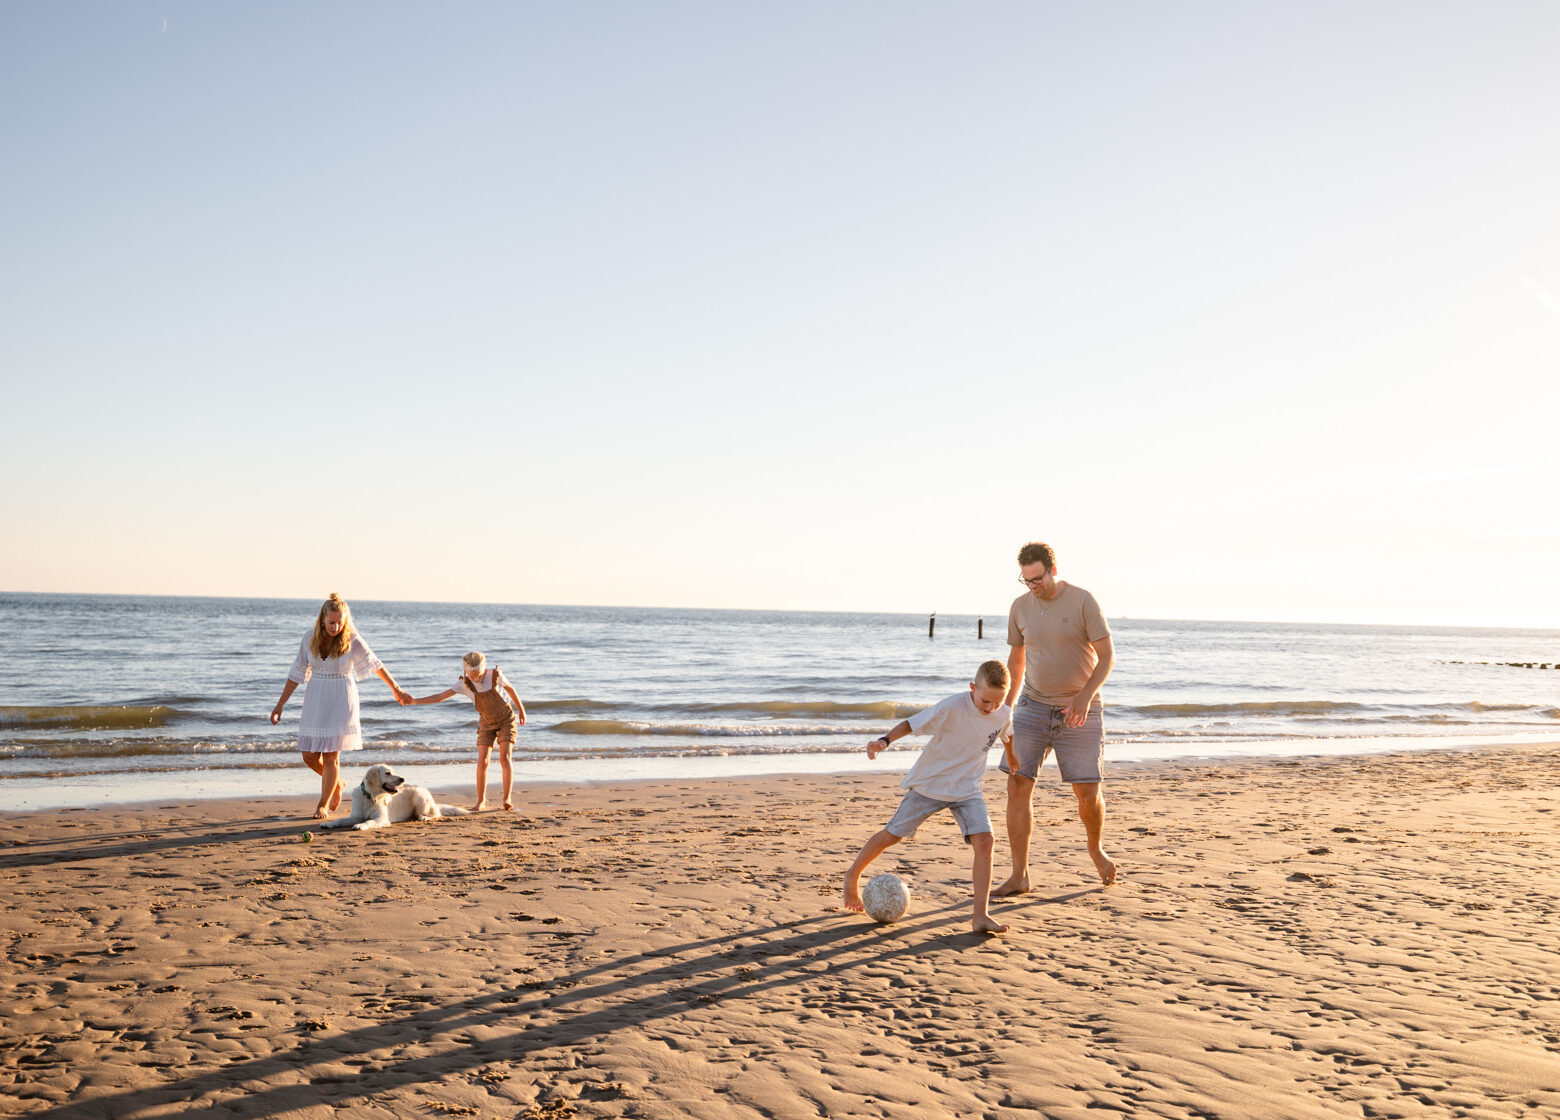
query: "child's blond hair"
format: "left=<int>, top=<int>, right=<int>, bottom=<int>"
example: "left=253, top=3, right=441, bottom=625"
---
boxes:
left=975, top=660, right=1010, bottom=691
left=463, top=651, right=486, bottom=671
left=311, top=593, right=355, bottom=660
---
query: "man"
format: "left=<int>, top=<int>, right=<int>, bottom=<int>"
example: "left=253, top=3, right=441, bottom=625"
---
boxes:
left=995, top=541, right=1117, bottom=892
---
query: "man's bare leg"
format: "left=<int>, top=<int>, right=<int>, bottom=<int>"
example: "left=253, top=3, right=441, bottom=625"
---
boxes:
left=1073, top=781, right=1116, bottom=884
left=993, top=772, right=1035, bottom=896
left=843, top=829, right=902, bottom=911
left=970, top=832, right=1009, bottom=934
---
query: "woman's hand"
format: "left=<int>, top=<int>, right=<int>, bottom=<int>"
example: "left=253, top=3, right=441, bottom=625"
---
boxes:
left=270, top=705, right=284, bottom=725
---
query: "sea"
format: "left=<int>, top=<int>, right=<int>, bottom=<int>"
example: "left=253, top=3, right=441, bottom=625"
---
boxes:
left=1, top=592, right=1557, bottom=811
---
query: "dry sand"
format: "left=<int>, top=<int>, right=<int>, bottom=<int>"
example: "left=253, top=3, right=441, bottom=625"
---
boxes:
left=3, top=744, right=1559, bottom=1119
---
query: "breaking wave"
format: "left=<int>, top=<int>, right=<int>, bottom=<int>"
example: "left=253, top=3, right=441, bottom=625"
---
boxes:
left=0, top=704, right=186, bottom=731
left=549, top=720, right=863, bottom=737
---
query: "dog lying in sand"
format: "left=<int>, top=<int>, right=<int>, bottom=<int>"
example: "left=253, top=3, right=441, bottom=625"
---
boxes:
left=321, top=764, right=471, bottom=831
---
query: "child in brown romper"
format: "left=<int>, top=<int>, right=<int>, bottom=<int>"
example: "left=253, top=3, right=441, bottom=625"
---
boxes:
left=407, top=652, right=527, bottom=810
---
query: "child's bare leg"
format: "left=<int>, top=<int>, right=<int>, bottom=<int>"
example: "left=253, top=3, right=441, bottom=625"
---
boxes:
left=969, top=832, right=1009, bottom=934
left=313, top=753, right=341, bottom=820
left=472, top=743, right=491, bottom=810
left=843, top=829, right=901, bottom=911
left=498, top=742, right=514, bottom=810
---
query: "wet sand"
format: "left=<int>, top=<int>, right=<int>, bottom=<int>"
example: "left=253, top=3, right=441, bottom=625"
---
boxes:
left=3, top=744, right=1559, bottom=1119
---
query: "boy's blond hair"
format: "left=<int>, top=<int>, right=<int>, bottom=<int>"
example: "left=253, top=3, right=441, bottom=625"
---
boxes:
left=975, top=660, right=1010, bottom=691
left=311, top=593, right=355, bottom=660
left=463, top=651, right=486, bottom=671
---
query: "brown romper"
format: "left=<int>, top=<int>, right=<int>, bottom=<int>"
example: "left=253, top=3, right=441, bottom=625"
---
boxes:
left=467, top=667, right=519, bottom=749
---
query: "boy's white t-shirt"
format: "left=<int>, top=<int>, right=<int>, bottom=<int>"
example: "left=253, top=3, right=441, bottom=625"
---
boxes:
left=900, top=691, right=1013, bottom=802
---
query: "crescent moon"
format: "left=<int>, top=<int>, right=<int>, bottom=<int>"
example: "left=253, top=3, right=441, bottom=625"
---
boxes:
left=160, top=18, right=168, bottom=32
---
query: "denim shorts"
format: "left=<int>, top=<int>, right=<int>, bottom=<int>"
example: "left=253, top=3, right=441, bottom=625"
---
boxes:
left=885, top=790, right=992, bottom=841
left=999, top=697, right=1104, bottom=784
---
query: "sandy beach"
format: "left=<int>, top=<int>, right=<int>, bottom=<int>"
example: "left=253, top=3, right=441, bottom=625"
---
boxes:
left=3, top=744, right=1559, bottom=1119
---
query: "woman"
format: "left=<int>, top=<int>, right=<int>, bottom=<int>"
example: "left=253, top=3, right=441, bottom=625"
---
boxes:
left=270, top=593, right=410, bottom=818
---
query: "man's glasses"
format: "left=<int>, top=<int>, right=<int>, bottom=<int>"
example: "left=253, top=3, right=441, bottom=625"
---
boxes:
left=1018, top=573, right=1051, bottom=588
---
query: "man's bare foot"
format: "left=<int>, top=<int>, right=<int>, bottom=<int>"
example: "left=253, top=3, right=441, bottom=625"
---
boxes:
left=328, top=781, right=344, bottom=811
left=843, top=881, right=864, bottom=912
left=991, top=874, right=1031, bottom=898
left=973, top=915, right=1010, bottom=935
left=470, top=800, right=487, bottom=812
left=1091, top=848, right=1117, bottom=885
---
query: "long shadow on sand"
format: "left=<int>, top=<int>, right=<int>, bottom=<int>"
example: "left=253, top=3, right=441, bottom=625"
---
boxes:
left=0, top=815, right=321, bottom=870
left=21, top=893, right=1032, bottom=1118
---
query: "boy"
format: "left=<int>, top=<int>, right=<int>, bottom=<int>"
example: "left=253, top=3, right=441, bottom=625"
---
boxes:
left=843, top=660, right=1015, bottom=935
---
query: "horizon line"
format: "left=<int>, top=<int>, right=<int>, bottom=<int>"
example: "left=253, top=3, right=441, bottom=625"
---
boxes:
left=1, top=588, right=1555, bottom=635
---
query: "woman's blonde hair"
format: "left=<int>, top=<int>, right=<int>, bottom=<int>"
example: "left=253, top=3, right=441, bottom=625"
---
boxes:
left=462, top=651, right=486, bottom=671
left=311, top=593, right=355, bottom=660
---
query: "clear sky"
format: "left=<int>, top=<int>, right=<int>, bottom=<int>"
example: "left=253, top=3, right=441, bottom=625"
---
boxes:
left=3, top=2, right=1557, bottom=626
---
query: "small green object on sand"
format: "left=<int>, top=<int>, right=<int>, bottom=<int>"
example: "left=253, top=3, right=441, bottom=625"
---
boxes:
left=303, top=831, right=313, bottom=842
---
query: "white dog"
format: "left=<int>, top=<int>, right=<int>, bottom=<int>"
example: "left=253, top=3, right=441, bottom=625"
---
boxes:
left=321, top=765, right=471, bottom=831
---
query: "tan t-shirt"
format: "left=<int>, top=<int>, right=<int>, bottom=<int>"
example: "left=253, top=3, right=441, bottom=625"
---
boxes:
left=1007, top=583, right=1111, bottom=705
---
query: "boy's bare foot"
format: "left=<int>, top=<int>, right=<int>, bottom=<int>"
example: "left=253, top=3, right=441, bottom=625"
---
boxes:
left=312, top=805, right=329, bottom=820
left=842, top=881, right=864, bottom=912
left=470, top=801, right=487, bottom=812
left=973, top=915, right=1010, bottom=935
left=991, top=874, right=1031, bottom=898
left=328, top=781, right=344, bottom=811
left=1091, top=848, right=1117, bottom=885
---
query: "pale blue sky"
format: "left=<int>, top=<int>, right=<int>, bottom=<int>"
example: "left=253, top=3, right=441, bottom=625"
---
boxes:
left=3, top=2, right=1558, bottom=625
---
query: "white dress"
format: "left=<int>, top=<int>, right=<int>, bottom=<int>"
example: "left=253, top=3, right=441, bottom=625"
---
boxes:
left=287, top=632, right=385, bottom=753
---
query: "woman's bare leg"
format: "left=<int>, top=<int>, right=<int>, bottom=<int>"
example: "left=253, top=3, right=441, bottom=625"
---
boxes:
left=304, top=752, right=340, bottom=819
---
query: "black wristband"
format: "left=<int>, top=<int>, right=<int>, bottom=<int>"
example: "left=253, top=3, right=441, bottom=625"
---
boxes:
left=877, top=734, right=892, bottom=745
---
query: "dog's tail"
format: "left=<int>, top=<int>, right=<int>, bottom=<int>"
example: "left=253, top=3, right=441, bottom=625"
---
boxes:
left=436, top=804, right=471, bottom=816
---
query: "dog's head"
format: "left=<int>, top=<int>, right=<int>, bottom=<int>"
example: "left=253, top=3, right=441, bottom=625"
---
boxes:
left=361, top=764, right=406, bottom=800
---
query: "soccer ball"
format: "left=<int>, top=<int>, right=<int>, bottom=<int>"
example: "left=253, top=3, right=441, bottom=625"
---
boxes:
left=861, top=873, right=911, bottom=924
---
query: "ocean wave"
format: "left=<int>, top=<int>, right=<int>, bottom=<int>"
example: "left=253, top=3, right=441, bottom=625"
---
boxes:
left=0, top=738, right=280, bottom=760
left=549, top=719, right=865, bottom=738
left=1118, top=700, right=1559, bottom=720
left=662, top=699, right=923, bottom=718
left=515, top=698, right=922, bottom=718
left=0, top=704, right=187, bottom=731
left=522, top=698, right=619, bottom=711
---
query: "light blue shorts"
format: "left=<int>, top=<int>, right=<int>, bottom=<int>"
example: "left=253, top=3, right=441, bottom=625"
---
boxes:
left=885, top=790, right=992, bottom=841
left=1000, top=697, right=1105, bottom=784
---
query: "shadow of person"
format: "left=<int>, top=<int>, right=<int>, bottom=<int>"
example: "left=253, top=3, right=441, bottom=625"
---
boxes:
left=20, top=899, right=987, bottom=1118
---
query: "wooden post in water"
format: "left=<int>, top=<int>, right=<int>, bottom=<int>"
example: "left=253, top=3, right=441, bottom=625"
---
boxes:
left=928, top=612, right=936, bottom=639
left=978, top=617, right=983, bottom=639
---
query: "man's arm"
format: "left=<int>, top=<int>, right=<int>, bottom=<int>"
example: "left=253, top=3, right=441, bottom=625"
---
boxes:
left=1064, top=635, right=1115, bottom=727
left=1004, top=643, right=1026, bottom=709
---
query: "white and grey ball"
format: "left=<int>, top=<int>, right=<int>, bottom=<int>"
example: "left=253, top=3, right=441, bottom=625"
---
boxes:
left=861, top=873, right=911, bottom=923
